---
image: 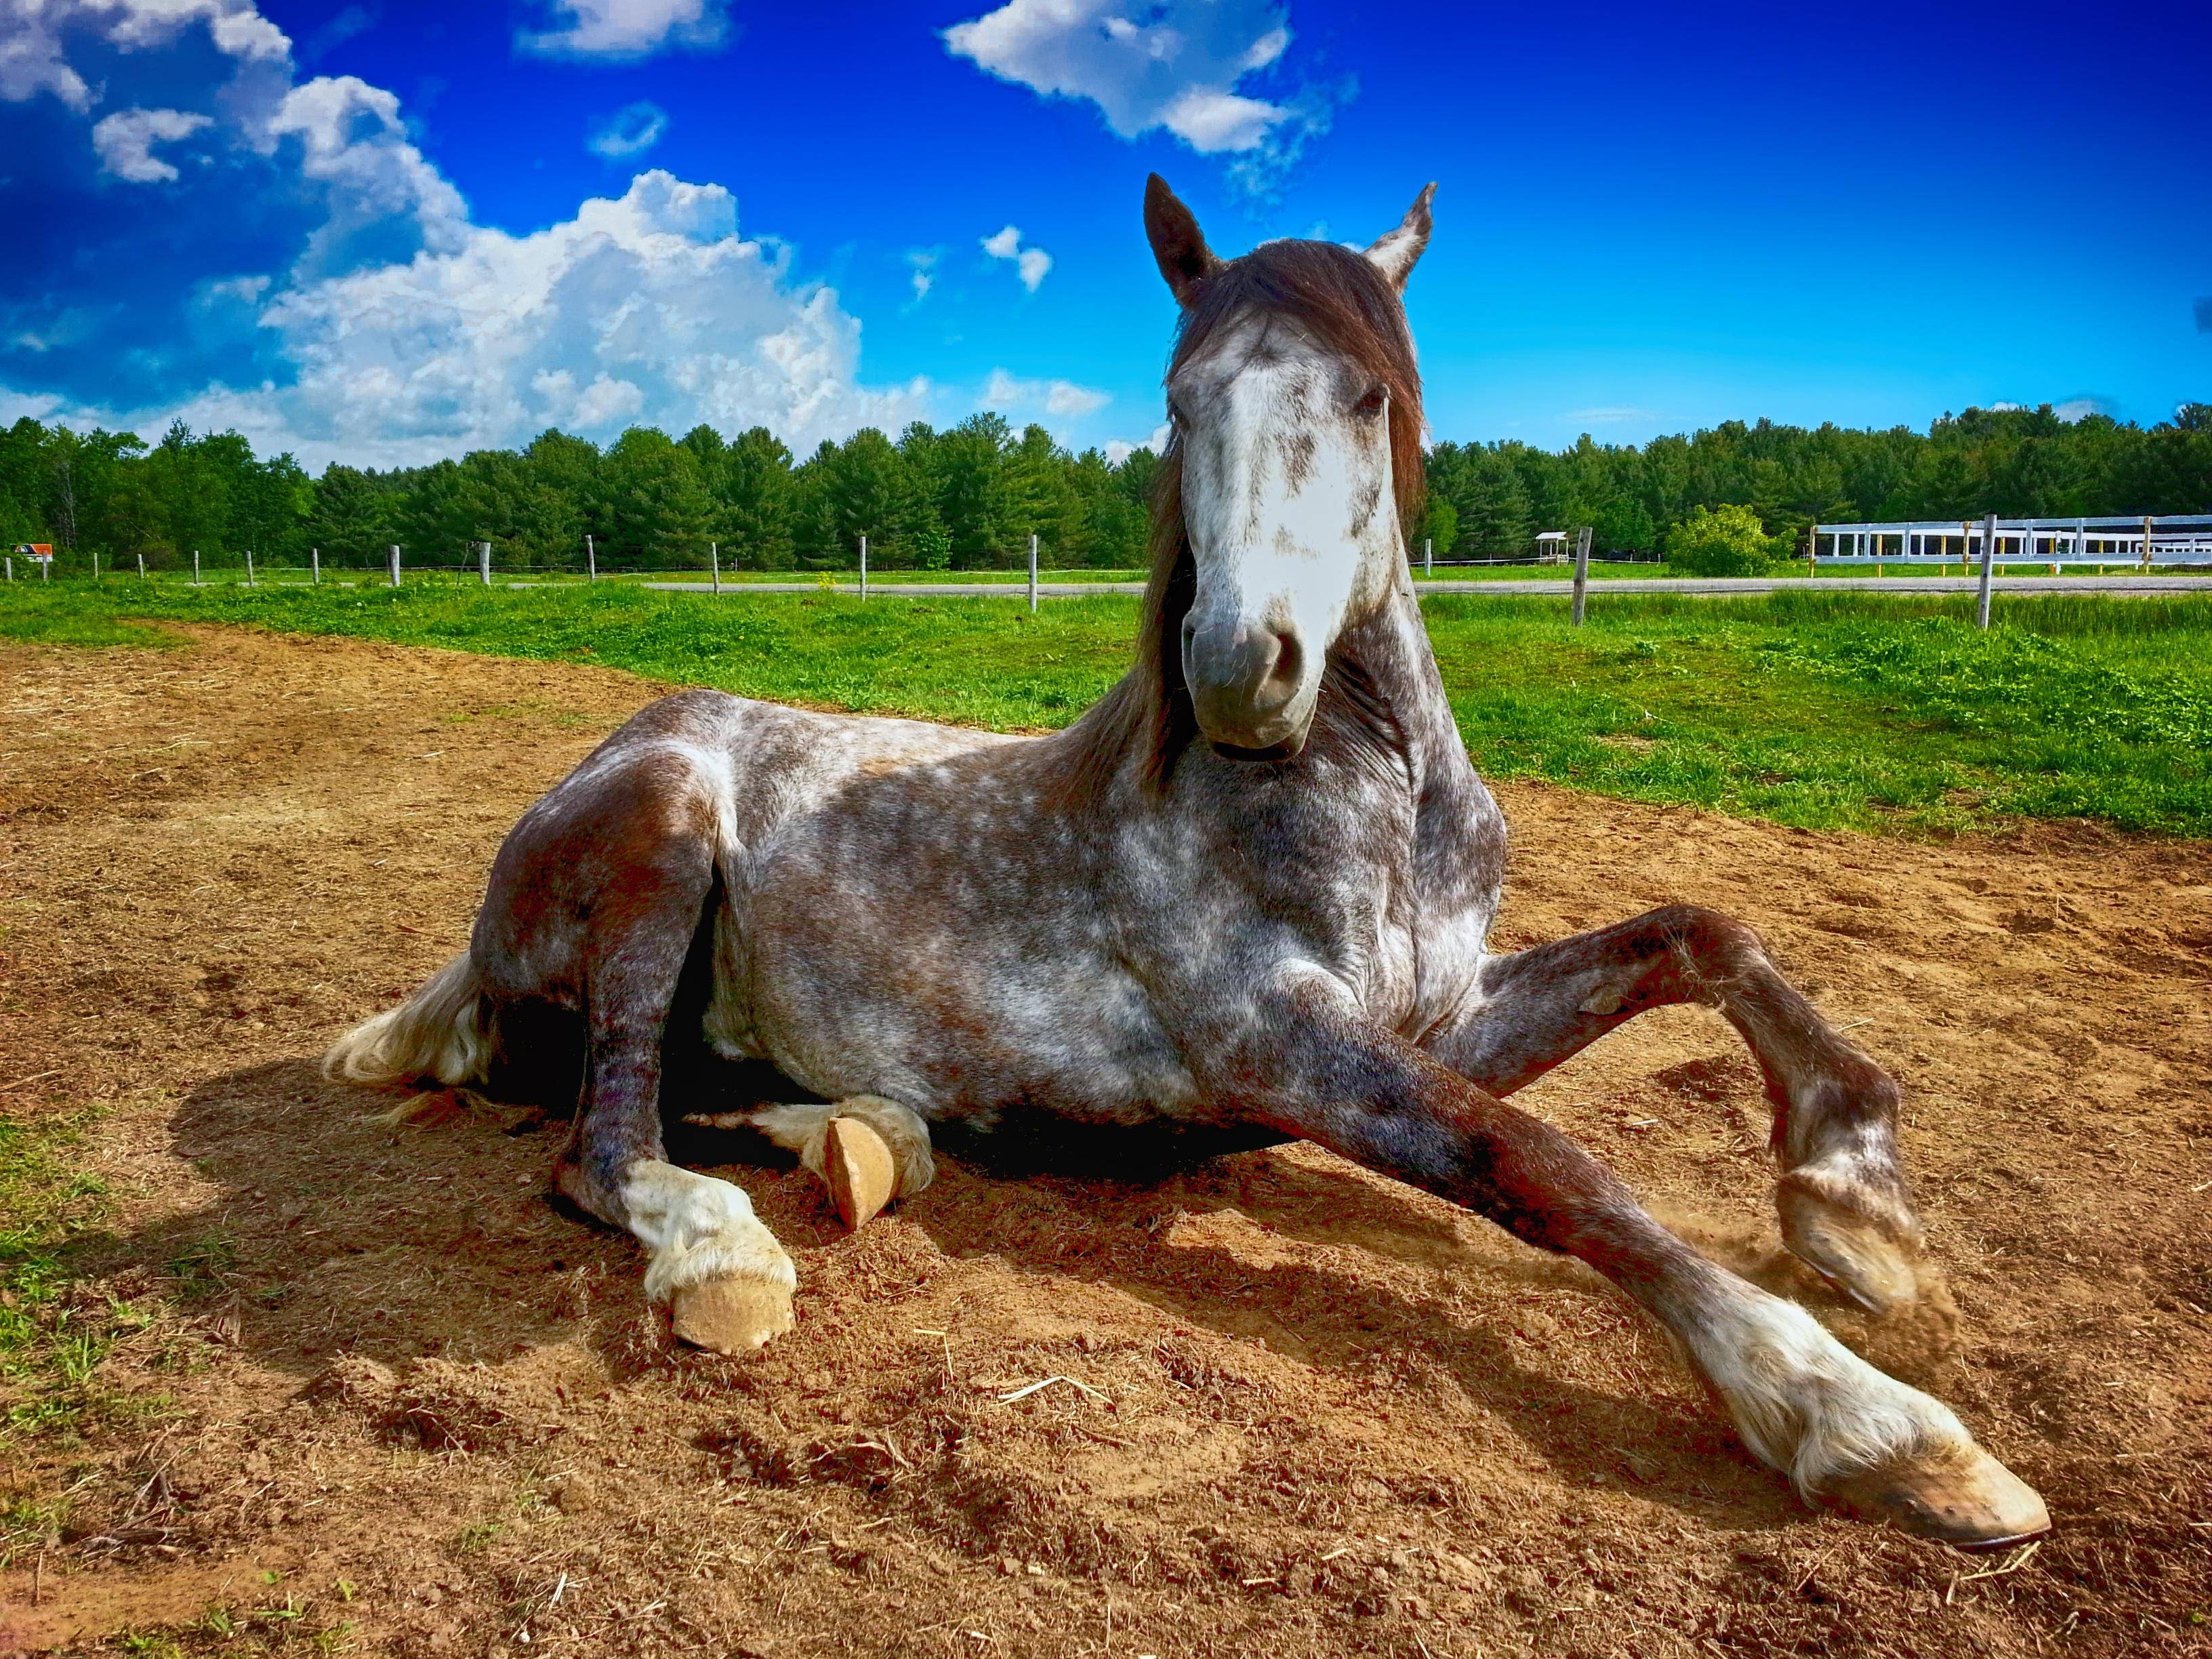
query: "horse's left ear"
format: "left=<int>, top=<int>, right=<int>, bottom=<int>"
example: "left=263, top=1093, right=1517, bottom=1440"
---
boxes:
left=1364, top=183, right=1435, bottom=291
left=1145, top=173, right=1221, bottom=308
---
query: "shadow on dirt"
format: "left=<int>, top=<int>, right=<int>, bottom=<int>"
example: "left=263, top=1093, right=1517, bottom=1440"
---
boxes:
left=110, top=1054, right=1809, bottom=1538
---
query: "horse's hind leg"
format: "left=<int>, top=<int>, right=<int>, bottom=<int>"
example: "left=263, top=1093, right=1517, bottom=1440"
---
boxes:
left=553, top=842, right=796, bottom=1356
left=686, top=1097, right=935, bottom=1230
left=1431, top=905, right=1925, bottom=1315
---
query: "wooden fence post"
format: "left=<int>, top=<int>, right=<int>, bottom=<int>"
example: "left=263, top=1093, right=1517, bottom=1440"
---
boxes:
left=138, top=553, right=146, bottom=579
left=389, top=544, right=401, bottom=588
left=311, top=546, right=319, bottom=585
left=1029, top=533, right=1039, bottom=613
left=1423, top=536, right=1432, bottom=578
left=478, top=541, right=491, bottom=586
left=1571, top=526, right=1593, bottom=626
left=245, top=547, right=255, bottom=586
left=859, top=534, right=868, bottom=600
left=586, top=533, right=596, bottom=582
left=89, top=548, right=98, bottom=581
left=710, top=541, right=721, bottom=596
left=192, top=548, right=201, bottom=586
left=1977, top=512, right=1996, bottom=630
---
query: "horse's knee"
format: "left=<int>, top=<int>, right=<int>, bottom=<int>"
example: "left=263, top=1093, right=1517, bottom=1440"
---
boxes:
left=1645, top=903, right=1769, bottom=981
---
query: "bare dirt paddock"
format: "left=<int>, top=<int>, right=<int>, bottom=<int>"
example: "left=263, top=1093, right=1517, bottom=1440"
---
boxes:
left=1, top=624, right=2207, bottom=1658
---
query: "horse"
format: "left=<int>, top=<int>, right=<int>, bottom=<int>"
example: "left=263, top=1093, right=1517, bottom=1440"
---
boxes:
left=324, top=176, right=2049, bottom=1551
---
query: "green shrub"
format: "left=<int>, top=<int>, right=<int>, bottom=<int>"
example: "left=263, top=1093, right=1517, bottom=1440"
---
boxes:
left=912, top=518, right=952, bottom=572
left=1666, top=504, right=1776, bottom=576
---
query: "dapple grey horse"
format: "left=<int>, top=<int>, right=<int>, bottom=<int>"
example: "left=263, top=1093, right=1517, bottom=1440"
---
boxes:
left=327, top=177, right=2049, bottom=1551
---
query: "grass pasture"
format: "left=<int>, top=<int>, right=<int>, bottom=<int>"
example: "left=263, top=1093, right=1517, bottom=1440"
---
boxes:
left=5, top=579, right=2209, bottom=838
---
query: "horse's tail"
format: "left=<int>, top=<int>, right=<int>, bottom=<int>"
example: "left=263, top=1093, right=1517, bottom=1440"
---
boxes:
left=322, top=952, right=492, bottom=1089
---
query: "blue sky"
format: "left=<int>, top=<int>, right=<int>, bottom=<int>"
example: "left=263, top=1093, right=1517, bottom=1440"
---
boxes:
left=2, top=0, right=2205, bottom=470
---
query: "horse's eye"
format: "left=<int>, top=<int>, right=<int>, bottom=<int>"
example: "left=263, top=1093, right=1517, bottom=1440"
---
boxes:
left=1354, top=386, right=1387, bottom=417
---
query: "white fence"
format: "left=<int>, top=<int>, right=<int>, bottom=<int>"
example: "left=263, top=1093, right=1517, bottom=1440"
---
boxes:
left=1813, top=514, right=2212, bottom=564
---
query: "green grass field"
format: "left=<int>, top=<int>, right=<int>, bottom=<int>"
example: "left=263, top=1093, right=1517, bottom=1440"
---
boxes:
left=5, top=579, right=2209, bottom=838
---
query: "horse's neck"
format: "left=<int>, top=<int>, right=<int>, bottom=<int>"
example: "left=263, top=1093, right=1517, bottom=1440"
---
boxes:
left=1326, top=583, right=1464, bottom=767
left=1325, top=583, right=1503, bottom=902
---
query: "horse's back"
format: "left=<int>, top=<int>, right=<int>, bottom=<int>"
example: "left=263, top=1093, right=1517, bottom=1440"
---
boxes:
left=518, top=687, right=1017, bottom=851
left=471, top=690, right=1020, bottom=1001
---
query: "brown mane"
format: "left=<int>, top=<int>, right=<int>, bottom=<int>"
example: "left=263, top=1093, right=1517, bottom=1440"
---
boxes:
left=1060, top=238, right=1427, bottom=803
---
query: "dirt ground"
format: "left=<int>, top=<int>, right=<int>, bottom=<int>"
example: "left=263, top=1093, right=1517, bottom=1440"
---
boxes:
left=0, top=623, right=2207, bottom=1659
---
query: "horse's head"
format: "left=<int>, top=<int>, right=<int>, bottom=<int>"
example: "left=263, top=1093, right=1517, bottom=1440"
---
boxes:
left=1145, top=174, right=1433, bottom=761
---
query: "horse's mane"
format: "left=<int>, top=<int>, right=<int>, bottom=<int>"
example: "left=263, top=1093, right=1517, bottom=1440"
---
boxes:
left=1059, top=238, right=1427, bottom=804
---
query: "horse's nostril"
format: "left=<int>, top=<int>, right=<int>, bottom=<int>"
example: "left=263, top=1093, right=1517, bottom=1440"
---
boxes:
left=1263, top=630, right=1302, bottom=699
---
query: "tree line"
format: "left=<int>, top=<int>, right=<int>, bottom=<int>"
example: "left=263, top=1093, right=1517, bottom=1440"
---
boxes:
left=3, top=401, right=2207, bottom=575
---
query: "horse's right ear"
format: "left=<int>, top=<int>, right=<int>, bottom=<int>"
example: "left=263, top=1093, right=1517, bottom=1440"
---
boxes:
left=1144, top=174, right=1219, bottom=308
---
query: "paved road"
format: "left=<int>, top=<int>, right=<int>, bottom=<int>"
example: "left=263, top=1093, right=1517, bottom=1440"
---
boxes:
left=643, top=575, right=2211, bottom=599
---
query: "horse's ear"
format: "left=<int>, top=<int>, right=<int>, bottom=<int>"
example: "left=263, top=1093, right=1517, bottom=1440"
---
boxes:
left=1364, top=182, right=1435, bottom=291
left=1144, top=173, right=1220, bottom=308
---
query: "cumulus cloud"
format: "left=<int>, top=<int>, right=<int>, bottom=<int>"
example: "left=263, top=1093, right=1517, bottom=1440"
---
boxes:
left=588, top=101, right=669, bottom=159
left=156, top=171, right=928, bottom=468
left=1, top=0, right=931, bottom=468
left=981, top=223, right=1052, bottom=291
left=91, top=107, right=214, bottom=182
left=943, top=0, right=1345, bottom=189
left=0, top=0, right=289, bottom=110
left=2053, top=396, right=2114, bottom=423
left=983, top=367, right=1109, bottom=417
left=516, top=0, right=730, bottom=60
left=259, top=76, right=470, bottom=275
left=1103, top=421, right=1170, bottom=464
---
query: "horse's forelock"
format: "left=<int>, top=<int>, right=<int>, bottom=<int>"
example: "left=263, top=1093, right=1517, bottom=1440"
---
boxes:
left=1061, top=238, right=1427, bottom=804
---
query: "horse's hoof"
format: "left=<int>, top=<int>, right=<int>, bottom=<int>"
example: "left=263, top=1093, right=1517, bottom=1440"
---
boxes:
left=1778, top=1183, right=1923, bottom=1315
left=824, top=1115, right=898, bottom=1231
left=670, top=1275, right=794, bottom=1355
left=1826, top=1448, right=2051, bottom=1551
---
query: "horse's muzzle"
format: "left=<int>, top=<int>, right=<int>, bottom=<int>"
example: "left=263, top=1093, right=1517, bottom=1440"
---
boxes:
left=1183, top=617, right=1310, bottom=758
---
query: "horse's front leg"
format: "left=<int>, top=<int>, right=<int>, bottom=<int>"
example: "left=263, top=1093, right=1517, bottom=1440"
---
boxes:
left=1429, top=905, right=1926, bottom=1316
left=554, top=850, right=796, bottom=1356
left=1208, top=982, right=2047, bottom=1548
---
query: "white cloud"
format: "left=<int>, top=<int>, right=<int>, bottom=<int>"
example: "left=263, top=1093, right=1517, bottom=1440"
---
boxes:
left=516, top=0, right=729, bottom=60
left=983, top=367, right=1109, bottom=417
left=258, top=75, right=470, bottom=274
left=1103, top=421, right=1170, bottom=464
left=159, top=171, right=930, bottom=468
left=3, top=1, right=932, bottom=468
left=981, top=223, right=1052, bottom=292
left=944, top=0, right=1343, bottom=187
left=91, top=107, right=214, bottom=182
left=905, top=248, right=939, bottom=303
left=0, top=0, right=290, bottom=111
left=203, top=274, right=270, bottom=304
left=588, top=100, right=669, bottom=159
